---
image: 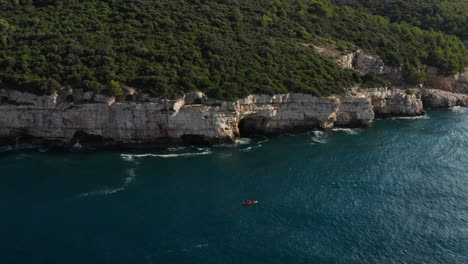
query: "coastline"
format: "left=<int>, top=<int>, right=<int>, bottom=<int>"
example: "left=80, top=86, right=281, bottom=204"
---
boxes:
left=1, top=87, right=467, bottom=151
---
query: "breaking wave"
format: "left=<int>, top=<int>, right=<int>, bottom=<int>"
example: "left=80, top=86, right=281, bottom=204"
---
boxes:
left=236, top=138, right=252, bottom=145
left=238, top=137, right=268, bottom=152
left=388, top=115, right=429, bottom=120
left=450, top=106, right=465, bottom=113
left=311, top=131, right=327, bottom=144
left=332, top=128, right=361, bottom=135
left=121, top=149, right=212, bottom=159
left=168, top=147, right=187, bottom=152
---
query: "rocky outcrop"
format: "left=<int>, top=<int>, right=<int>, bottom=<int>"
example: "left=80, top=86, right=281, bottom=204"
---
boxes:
left=417, top=89, right=468, bottom=108
left=337, top=49, right=403, bottom=84
left=359, top=88, right=424, bottom=116
left=334, top=96, right=375, bottom=126
left=237, top=93, right=373, bottom=133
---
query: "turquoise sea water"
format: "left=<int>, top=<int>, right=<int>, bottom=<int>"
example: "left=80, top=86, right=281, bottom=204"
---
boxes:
left=0, top=108, right=467, bottom=263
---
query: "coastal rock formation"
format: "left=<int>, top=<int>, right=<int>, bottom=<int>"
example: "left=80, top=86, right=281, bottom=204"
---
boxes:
left=237, top=93, right=374, bottom=133
left=417, top=89, right=468, bottom=108
left=334, top=96, right=374, bottom=127
left=359, top=88, right=424, bottom=116
left=0, top=87, right=463, bottom=148
left=0, top=89, right=374, bottom=146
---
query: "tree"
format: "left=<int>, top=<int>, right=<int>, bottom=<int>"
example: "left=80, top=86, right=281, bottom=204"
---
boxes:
left=104, top=80, right=124, bottom=97
left=0, top=19, right=9, bottom=34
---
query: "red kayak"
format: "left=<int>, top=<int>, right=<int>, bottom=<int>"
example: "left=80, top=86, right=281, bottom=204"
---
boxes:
left=243, top=200, right=259, bottom=206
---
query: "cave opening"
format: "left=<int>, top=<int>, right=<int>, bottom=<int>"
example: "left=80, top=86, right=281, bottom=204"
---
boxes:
left=193, top=98, right=202, bottom=104
left=238, top=117, right=268, bottom=137
left=65, top=95, right=75, bottom=102
left=125, top=95, right=134, bottom=101
left=72, top=131, right=104, bottom=144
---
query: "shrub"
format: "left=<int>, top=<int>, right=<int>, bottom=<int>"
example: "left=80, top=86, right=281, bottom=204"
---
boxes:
left=82, top=80, right=103, bottom=92
left=361, top=73, right=391, bottom=88
left=103, top=81, right=124, bottom=97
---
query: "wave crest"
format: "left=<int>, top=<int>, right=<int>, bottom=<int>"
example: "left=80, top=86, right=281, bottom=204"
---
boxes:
left=311, top=131, right=327, bottom=144
left=450, top=106, right=465, bottom=113
left=332, top=128, right=361, bottom=135
left=388, top=115, right=429, bottom=120
left=239, top=137, right=268, bottom=152
left=121, top=150, right=211, bottom=159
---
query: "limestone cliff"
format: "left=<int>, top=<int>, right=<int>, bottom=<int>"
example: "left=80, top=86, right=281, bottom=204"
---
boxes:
left=0, top=89, right=374, bottom=147
left=417, top=89, right=468, bottom=109
left=358, top=88, right=424, bottom=116
left=0, top=87, right=465, bottom=148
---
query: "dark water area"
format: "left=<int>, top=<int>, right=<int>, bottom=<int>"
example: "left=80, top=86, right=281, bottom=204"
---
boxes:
left=0, top=108, right=467, bottom=263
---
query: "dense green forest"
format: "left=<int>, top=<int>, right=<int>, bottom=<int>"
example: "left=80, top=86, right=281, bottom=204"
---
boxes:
left=331, top=0, right=468, bottom=39
left=0, top=0, right=466, bottom=100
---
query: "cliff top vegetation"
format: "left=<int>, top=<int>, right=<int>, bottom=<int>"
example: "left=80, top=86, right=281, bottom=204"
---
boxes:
left=0, top=0, right=466, bottom=100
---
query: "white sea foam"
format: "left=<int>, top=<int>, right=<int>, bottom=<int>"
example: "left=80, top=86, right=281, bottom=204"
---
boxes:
left=121, top=154, right=135, bottom=161
left=168, top=147, right=186, bottom=152
left=238, top=138, right=268, bottom=152
left=311, top=131, right=327, bottom=144
left=120, top=150, right=212, bottom=159
left=332, top=128, right=361, bottom=135
left=239, top=146, right=253, bottom=152
left=236, top=138, right=252, bottom=145
left=79, top=187, right=125, bottom=197
left=388, top=115, right=429, bottom=120
left=450, top=106, right=465, bottom=113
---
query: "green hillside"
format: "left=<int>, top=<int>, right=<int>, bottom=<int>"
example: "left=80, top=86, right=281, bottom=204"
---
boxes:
left=331, top=0, right=468, bottom=39
left=0, top=0, right=466, bottom=100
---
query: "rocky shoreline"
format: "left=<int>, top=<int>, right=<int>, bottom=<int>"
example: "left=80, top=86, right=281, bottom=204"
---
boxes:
left=0, top=87, right=467, bottom=150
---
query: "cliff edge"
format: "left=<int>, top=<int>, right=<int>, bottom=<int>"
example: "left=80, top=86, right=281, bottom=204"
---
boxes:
left=0, top=87, right=446, bottom=148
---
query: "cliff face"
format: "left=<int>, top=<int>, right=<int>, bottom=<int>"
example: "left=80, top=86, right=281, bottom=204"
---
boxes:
left=0, top=88, right=422, bottom=147
left=425, top=67, right=468, bottom=94
left=1, top=85, right=466, bottom=148
left=417, top=89, right=468, bottom=108
left=358, top=88, right=424, bottom=116
left=337, top=50, right=403, bottom=84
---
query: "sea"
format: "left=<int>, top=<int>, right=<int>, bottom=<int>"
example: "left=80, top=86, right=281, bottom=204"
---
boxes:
left=0, top=108, right=467, bottom=263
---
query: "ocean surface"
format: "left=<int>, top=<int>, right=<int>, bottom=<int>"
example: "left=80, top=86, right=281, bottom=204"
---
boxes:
left=0, top=108, right=467, bottom=264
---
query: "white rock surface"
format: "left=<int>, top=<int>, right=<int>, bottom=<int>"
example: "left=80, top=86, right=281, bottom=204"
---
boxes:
left=0, top=90, right=380, bottom=145
left=360, top=88, right=424, bottom=116
left=417, top=89, right=468, bottom=108
left=6, top=87, right=464, bottom=147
